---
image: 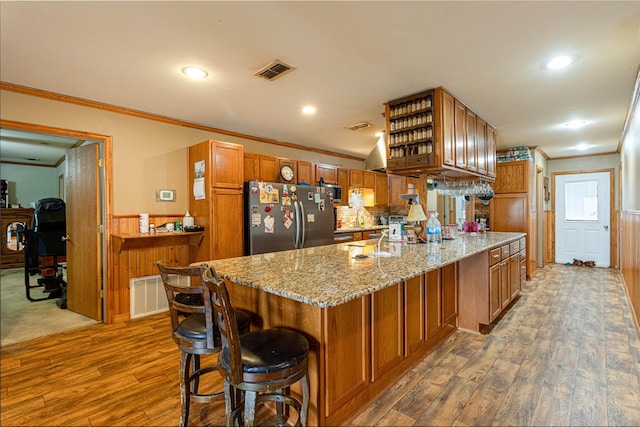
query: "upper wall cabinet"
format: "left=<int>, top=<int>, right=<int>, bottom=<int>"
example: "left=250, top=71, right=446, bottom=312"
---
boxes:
left=315, top=163, right=338, bottom=185
left=385, top=86, right=496, bottom=181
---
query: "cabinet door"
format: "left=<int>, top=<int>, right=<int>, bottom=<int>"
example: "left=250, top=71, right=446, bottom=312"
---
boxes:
left=509, top=254, right=520, bottom=299
left=363, top=171, right=375, bottom=189
left=211, top=188, right=244, bottom=260
left=388, top=174, right=406, bottom=206
left=352, top=232, right=363, bottom=241
left=466, top=109, right=477, bottom=172
left=315, top=164, right=338, bottom=184
left=425, top=269, right=442, bottom=340
left=494, top=160, right=530, bottom=193
left=476, top=116, right=487, bottom=175
left=371, top=283, right=403, bottom=382
left=259, top=155, right=279, bottom=183
left=323, top=296, right=370, bottom=417
left=337, top=168, right=349, bottom=206
left=490, top=193, right=528, bottom=232
left=441, top=263, right=457, bottom=327
left=211, top=141, right=244, bottom=189
left=243, top=153, right=260, bottom=182
left=500, top=260, right=510, bottom=310
left=297, top=160, right=313, bottom=184
left=489, top=263, right=501, bottom=321
left=454, top=99, right=467, bottom=169
left=350, top=169, right=364, bottom=188
left=404, top=275, right=425, bottom=356
left=440, top=89, right=456, bottom=166
left=374, top=172, right=389, bottom=206
left=486, top=125, right=497, bottom=177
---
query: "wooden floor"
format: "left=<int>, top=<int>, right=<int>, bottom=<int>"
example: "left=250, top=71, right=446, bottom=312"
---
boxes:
left=2, top=264, right=640, bottom=426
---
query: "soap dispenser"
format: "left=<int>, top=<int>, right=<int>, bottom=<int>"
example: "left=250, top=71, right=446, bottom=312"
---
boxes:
left=183, top=210, right=195, bottom=228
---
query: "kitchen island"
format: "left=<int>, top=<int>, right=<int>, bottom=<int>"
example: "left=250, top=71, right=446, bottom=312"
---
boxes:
left=199, top=231, right=525, bottom=425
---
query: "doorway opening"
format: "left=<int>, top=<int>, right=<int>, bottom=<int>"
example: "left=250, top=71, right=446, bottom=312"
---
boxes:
left=0, top=119, right=112, bottom=344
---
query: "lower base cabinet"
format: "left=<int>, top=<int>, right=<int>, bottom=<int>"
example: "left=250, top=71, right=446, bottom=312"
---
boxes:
left=458, top=238, right=525, bottom=332
left=227, top=263, right=458, bottom=426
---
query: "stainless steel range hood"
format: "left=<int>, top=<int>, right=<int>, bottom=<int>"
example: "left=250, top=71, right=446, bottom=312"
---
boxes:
left=364, top=135, right=387, bottom=172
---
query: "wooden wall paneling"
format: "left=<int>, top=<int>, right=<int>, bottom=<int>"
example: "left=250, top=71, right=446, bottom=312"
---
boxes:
left=370, top=283, right=403, bottom=382
left=404, top=274, right=425, bottom=355
left=620, top=211, right=640, bottom=328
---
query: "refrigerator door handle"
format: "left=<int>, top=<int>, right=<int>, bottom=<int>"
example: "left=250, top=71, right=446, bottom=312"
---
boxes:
left=294, top=200, right=301, bottom=248
left=299, top=201, right=306, bottom=248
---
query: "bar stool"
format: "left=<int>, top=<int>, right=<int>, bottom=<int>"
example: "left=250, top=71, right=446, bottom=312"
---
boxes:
left=202, top=266, right=310, bottom=427
left=156, top=262, right=252, bottom=427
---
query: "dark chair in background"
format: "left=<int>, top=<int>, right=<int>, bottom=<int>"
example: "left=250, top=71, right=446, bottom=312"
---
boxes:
left=203, top=266, right=310, bottom=427
left=156, top=262, right=251, bottom=427
left=18, top=197, right=67, bottom=304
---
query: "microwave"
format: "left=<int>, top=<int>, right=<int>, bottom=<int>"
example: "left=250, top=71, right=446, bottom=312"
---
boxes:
left=324, top=184, right=342, bottom=203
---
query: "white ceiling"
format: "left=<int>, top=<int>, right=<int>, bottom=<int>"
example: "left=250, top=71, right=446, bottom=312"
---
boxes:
left=1, top=1, right=639, bottom=167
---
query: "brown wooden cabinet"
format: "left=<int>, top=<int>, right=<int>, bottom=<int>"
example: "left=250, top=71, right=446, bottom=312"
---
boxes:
left=350, top=169, right=364, bottom=188
left=486, top=125, right=497, bottom=178
left=243, top=152, right=260, bottom=182
left=476, top=117, right=487, bottom=176
left=386, top=86, right=496, bottom=181
left=404, top=274, right=425, bottom=356
left=189, top=140, right=244, bottom=261
left=315, top=163, right=338, bottom=184
left=374, top=172, right=389, bottom=206
left=259, top=155, right=279, bottom=183
left=491, top=159, right=534, bottom=278
left=297, top=160, right=313, bottom=184
left=337, top=168, right=349, bottom=206
left=371, top=283, right=403, bottom=382
left=0, top=208, right=34, bottom=269
left=442, top=263, right=457, bottom=327
left=388, top=174, right=406, bottom=206
left=363, top=171, right=375, bottom=189
left=323, top=296, right=370, bottom=418
left=466, top=109, right=478, bottom=172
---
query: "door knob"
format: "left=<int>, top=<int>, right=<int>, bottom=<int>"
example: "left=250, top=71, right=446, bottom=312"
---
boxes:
left=62, top=235, right=71, bottom=242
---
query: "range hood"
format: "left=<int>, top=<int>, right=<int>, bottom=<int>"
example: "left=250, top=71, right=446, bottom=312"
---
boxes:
left=364, top=135, right=387, bottom=172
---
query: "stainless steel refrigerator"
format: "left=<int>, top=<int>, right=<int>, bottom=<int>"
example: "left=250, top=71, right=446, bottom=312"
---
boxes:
left=245, top=181, right=335, bottom=255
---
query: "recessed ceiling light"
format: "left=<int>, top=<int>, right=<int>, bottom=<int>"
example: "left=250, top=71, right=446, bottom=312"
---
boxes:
left=302, top=106, right=316, bottom=115
left=546, top=55, right=574, bottom=70
left=374, top=131, right=384, bottom=138
left=576, top=143, right=589, bottom=151
left=182, top=66, right=208, bottom=79
left=564, top=120, right=588, bottom=129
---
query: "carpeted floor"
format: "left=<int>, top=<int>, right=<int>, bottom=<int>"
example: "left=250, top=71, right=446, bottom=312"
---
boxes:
left=1, top=267, right=98, bottom=347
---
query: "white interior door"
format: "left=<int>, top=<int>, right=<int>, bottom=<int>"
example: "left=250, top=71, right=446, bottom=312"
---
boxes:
left=555, top=172, right=610, bottom=267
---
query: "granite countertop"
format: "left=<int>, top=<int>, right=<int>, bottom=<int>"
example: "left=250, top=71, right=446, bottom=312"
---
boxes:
left=200, top=232, right=525, bottom=309
left=334, top=225, right=388, bottom=234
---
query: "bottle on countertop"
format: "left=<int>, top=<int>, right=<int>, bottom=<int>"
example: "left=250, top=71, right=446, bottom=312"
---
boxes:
left=183, top=210, right=195, bottom=228
left=426, top=212, right=442, bottom=245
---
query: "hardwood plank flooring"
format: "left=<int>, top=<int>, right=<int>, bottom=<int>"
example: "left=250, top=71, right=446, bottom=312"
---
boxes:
left=2, top=264, right=640, bottom=426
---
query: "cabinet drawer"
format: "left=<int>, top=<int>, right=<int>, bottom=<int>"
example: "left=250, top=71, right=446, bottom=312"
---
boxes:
left=406, top=154, right=432, bottom=168
left=519, top=237, right=526, bottom=250
left=489, top=248, right=502, bottom=266
left=519, top=249, right=526, bottom=263
left=387, top=158, right=407, bottom=170
left=501, top=245, right=510, bottom=259
left=520, top=261, right=526, bottom=277
left=510, top=240, right=519, bottom=254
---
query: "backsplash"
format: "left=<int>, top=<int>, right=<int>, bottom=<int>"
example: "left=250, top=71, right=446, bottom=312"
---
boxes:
left=335, top=206, right=392, bottom=228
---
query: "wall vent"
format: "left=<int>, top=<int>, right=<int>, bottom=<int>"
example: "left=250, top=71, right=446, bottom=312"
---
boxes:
left=129, top=274, right=189, bottom=318
left=345, top=121, right=373, bottom=131
left=254, top=59, right=296, bottom=81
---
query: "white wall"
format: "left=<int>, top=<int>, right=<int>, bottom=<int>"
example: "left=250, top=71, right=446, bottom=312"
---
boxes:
left=1, top=89, right=364, bottom=215
left=548, top=153, right=621, bottom=209
left=0, top=163, right=60, bottom=207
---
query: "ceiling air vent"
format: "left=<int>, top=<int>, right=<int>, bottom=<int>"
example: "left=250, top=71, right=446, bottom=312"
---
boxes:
left=254, top=59, right=296, bottom=81
left=345, top=121, right=373, bottom=131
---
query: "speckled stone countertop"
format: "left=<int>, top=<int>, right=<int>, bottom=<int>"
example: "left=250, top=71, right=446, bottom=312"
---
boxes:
left=199, top=232, right=525, bottom=308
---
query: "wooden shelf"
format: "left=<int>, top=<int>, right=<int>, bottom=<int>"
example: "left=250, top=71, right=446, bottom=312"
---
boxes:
left=112, top=231, right=204, bottom=254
